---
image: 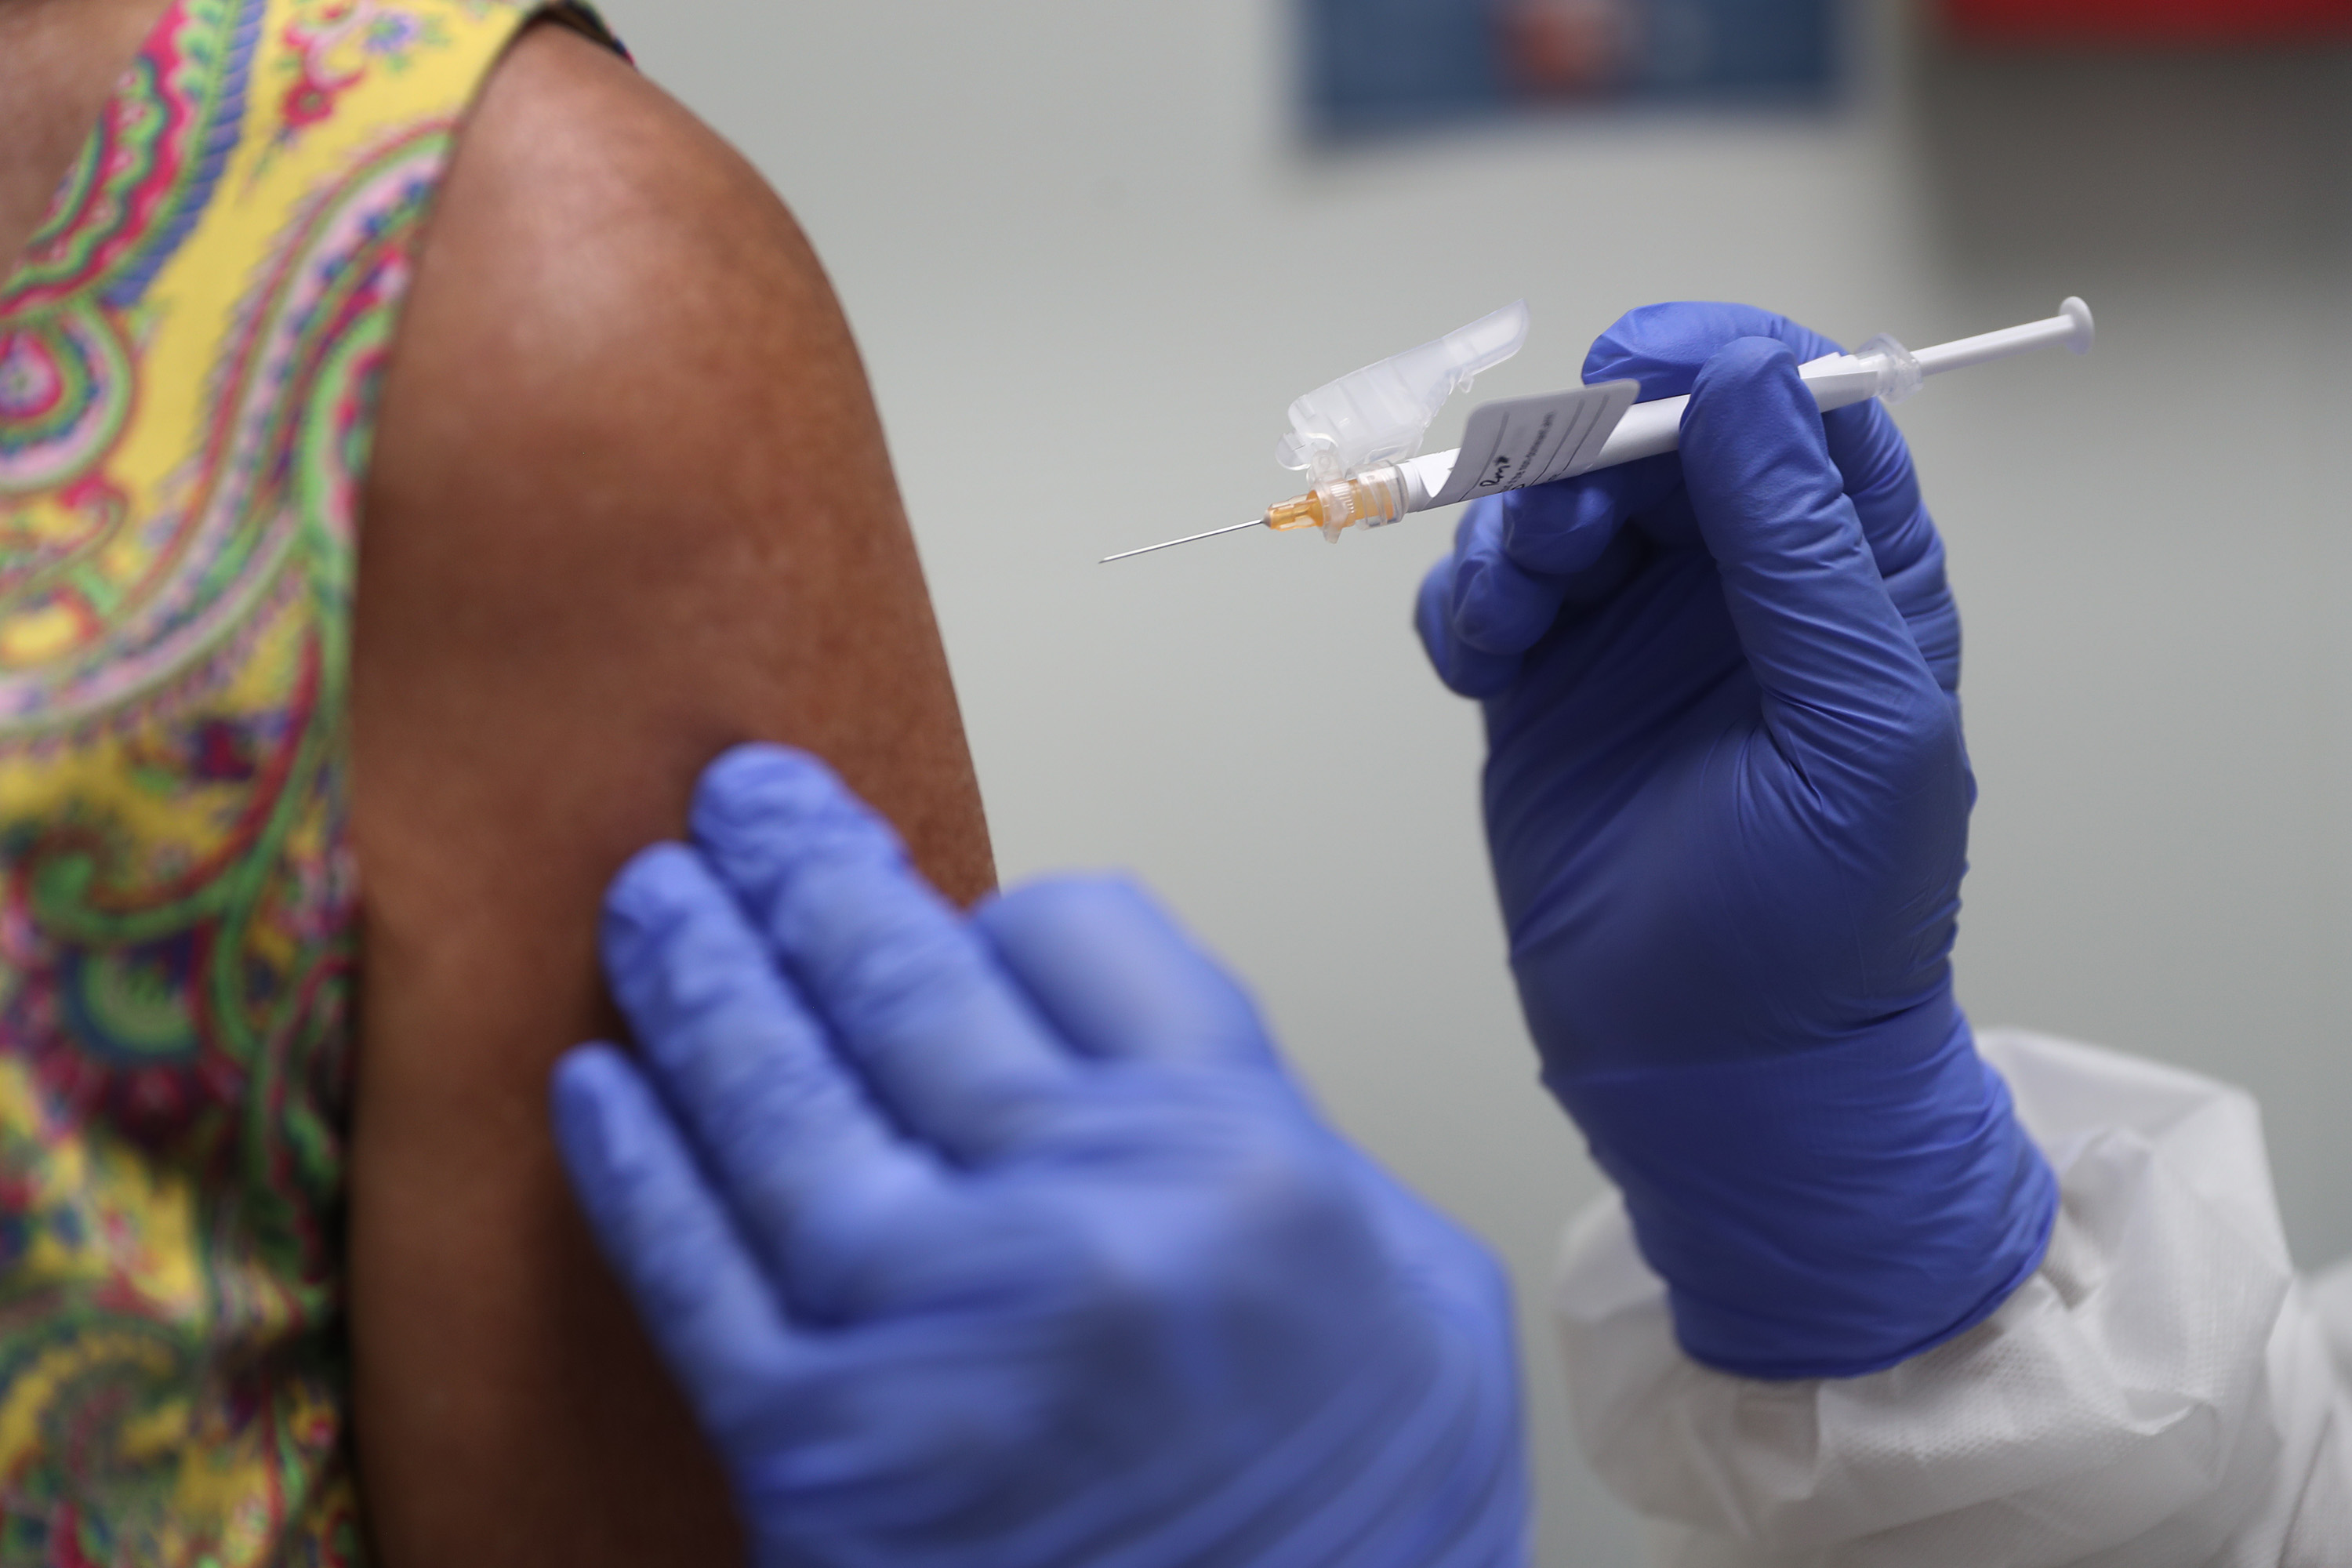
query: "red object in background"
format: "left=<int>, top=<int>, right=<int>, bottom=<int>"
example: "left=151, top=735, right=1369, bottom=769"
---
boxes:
left=1496, top=0, right=1636, bottom=97
left=1950, top=0, right=2352, bottom=45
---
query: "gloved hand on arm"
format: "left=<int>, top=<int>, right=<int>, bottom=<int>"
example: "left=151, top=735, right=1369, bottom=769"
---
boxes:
left=550, top=745, right=1528, bottom=1567
left=1415, top=303, right=2056, bottom=1380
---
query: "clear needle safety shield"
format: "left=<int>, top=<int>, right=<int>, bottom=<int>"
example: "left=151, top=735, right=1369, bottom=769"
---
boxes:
left=1274, top=300, right=1531, bottom=482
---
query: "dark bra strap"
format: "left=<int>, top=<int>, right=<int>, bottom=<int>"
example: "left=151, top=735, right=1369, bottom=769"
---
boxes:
left=535, top=2, right=633, bottom=63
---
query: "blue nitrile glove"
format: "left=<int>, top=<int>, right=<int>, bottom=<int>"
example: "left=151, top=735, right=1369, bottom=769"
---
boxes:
left=1414, top=303, right=2056, bottom=1381
left=551, top=745, right=1527, bottom=1568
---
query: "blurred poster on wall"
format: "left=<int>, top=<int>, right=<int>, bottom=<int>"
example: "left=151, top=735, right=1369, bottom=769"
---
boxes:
left=1947, top=0, right=2352, bottom=45
left=1303, top=0, right=1839, bottom=140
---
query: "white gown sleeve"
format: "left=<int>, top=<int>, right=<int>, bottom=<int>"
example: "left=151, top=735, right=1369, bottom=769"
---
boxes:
left=1552, top=1029, right=2352, bottom=1567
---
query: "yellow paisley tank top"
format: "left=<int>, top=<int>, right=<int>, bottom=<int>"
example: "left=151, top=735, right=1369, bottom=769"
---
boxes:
left=0, top=2, right=597, bottom=1559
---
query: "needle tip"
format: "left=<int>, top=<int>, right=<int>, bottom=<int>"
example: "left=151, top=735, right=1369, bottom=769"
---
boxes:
left=1099, top=517, right=1268, bottom=564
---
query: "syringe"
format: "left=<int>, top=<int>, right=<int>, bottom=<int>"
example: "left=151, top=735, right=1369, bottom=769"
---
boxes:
left=1102, top=298, right=2094, bottom=563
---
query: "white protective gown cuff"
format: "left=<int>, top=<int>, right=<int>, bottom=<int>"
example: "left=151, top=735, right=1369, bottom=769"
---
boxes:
left=1552, top=1029, right=2352, bottom=1566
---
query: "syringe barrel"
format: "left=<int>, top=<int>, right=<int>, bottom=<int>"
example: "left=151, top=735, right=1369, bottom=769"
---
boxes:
left=1523, top=358, right=1865, bottom=478
left=1350, top=299, right=2090, bottom=534
left=1588, top=397, right=1686, bottom=469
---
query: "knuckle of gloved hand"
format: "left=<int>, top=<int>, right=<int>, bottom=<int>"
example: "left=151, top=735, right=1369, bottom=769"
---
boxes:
left=1693, top=334, right=1802, bottom=406
left=1415, top=575, right=1479, bottom=691
left=1588, top=303, right=1807, bottom=396
left=1584, top=304, right=1703, bottom=393
left=954, top=1072, right=1072, bottom=1157
left=1417, top=557, right=1460, bottom=645
left=789, top=1208, right=920, bottom=1323
left=1374, top=1183, right=1512, bottom=1320
left=1497, top=482, right=1599, bottom=574
left=1824, top=397, right=1910, bottom=471
left=601, top=844, right=702, bottom=972
left=1448, top=551, right=1498, bottom=635
left=1423, top=1211, right=1511, bottom=1302
left=981, top=873, right=1156, bottom=966
left=1457, top=652, right=1523, bottom=701
left=704, top=1039, right=848, bottom=1158
left=1221, top=1132, right=1377, bottom=1272
left=1062, top=1237, right=1185, bottom=1356
left=650, top=937, right=762, bottom=1040
left=976, top=871, right=1098, bottom=927
left=1062, top=1185, right=1357, bottom=1371
left=1454, top=585, right=1536, bottom=661
left=1860, top=682, right=1970, bottom=804
left=1417, top=550, right=1456, bottom=600
left=1138, top=1085, right=1356, bottom=1250
left=821, top=910, right=988, bottom=1036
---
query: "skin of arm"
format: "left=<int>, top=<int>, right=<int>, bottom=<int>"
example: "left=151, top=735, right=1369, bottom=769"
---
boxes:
left=347, top=24, right=995, bottom=1564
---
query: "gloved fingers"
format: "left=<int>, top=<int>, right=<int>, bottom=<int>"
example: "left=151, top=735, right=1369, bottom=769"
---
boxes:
left=551, top=1045, right=801, bottom=1419
left=601, top=844, right=938, bottom=1279
left=1679, top=337, right=1949, bottom=767
left=1447, top=496, right=1568, bottom=656
left=1417, top=465, right=1681, bottom=698
left=974, top=876, right=1275, bottom=1068
left=1416, top=555, right=1523, bottom=698
left=688, top=745, right=1074, bottom=1162
left=1818, top=401, right=1959, bottom=694
left=1582, top=300, right=1842, bottom=401
left=1414, top=503, right=1559, bottom=696
left=1581, top=301, right=1959, bottom=691
left=1496, top=452, right=1681, bottom=576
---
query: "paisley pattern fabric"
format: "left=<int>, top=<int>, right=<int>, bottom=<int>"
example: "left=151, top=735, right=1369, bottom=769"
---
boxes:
left=0, top=2, right=541, bottom=1559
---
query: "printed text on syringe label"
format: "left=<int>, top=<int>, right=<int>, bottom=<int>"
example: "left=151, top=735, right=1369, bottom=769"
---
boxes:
left=1424, top=379, right=1642, bottom=510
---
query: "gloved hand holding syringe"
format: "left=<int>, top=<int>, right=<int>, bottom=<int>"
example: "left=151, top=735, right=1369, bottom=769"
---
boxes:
left=1101, top=296, right=2094, bottom=562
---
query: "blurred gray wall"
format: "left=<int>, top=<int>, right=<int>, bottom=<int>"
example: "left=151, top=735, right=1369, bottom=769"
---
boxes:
left=590, top=2, right=2352, bottom=1561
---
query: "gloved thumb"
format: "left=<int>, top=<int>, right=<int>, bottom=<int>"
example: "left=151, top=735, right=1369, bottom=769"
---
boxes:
left=1682, top=337, right=1948, bottom=775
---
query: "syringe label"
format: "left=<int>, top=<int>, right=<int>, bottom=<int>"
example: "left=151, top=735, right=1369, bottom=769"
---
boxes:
left=1428, top=379, right=1641, bottom=509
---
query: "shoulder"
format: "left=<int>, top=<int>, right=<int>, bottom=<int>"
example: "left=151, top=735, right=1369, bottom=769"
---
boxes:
left=356, top=16, right=989, bottom=898
left=429, top=18, right=832, bottom=343
left=377, top=21, right=868, bottom=541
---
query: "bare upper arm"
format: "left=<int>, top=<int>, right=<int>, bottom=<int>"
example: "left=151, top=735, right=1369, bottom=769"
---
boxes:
left=347, top=23, right=992, bottom=1563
